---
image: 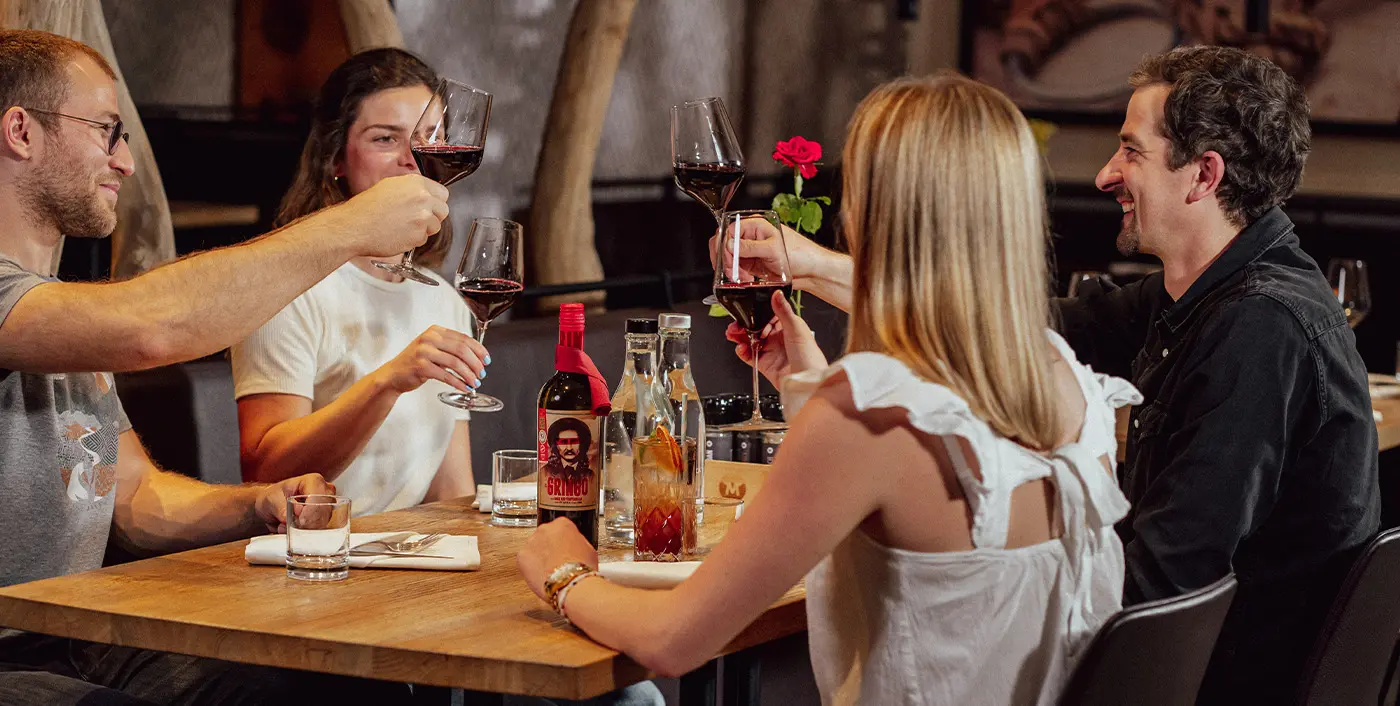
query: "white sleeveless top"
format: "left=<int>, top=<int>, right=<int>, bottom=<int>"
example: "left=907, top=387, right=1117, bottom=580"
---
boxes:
left=780, top=331, right=1143, bottom=706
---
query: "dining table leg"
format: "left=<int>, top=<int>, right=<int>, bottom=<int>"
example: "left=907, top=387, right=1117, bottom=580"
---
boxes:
left=677, top=658, right=719, bottom=706
left=721, top=649, right=762, bottom=706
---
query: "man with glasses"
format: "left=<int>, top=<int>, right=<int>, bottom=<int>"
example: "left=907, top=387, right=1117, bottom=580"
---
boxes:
left=24, top=107, right=129, bottom=154
left=0, top=29, right=453, bottom=704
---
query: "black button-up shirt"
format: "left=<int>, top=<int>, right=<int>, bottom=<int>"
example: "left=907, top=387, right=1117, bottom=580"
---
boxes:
left=1057, top=207, right=1380, bottom=704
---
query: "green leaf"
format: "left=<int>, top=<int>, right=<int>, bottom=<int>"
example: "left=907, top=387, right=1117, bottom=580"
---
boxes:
left=709, top=303, right=730, bottom=318
left=798, top=200, right=823, bottom=234
left=791, top=290, right=804, bottom=317
left=813, top=196, right=832, bottom=205
left=771, top=193, right=802, bottom=226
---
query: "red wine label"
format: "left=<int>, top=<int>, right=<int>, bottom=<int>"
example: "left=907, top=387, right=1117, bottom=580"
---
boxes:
left=537, top=408, right=600, bottom=511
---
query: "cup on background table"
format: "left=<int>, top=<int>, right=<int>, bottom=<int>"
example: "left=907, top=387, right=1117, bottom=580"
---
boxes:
left=492, top=449, right=538, bottom=527
left=286, top=494, right=352, bottom=581
left=694, top=496, right=744, bottom=557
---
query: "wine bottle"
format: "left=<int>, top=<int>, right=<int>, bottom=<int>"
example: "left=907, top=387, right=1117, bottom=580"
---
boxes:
left=537, top=303, right=603, bottom=546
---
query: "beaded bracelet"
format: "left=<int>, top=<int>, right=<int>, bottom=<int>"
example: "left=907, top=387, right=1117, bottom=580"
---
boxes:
left=554, top=570, right=600, bottom=621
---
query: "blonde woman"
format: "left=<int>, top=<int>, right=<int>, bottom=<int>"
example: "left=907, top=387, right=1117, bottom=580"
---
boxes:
left=518, top=73, right=1141, bottom=705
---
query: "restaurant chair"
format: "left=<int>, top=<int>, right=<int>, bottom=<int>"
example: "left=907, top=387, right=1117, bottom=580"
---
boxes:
left=114, top=356, right=242, bottom=485
left=1057, top=573, right=1238, bottom=706
left=1296, top=527, right=1400, bottom=706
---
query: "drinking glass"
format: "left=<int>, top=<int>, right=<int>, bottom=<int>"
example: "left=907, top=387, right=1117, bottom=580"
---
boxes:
left=694, top=496, right=744, bottom=557
left=376, top=78, right=493, bottom=286
left=1066, top=270, right=1114, bottom=297
left=1327, top=258, right=1371, bottom=329
left=439, top=217, right=523, bottom=412
left=713, top=210, right=791, bottom=432
left=491, top=449, right=538, bottom=528
left=671, top=97, right=745, bottom=225
left=286, top=495, right=352, bottom=582
left=633, top=431, right=697, bottom=562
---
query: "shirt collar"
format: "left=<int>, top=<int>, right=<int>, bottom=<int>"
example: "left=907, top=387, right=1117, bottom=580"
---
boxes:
left=1161, top=206, right=1294, bottom=331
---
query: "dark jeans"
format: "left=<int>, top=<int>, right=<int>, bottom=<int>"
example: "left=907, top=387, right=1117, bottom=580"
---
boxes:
left=0, top=632, right=412, bottom=705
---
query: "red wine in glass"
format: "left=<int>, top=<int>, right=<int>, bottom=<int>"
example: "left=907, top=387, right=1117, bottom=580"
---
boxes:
left=671, top=97, right=744, bottom=224
left=457, top=277, right=523, bottom=323
left=673, top=162, right=744, bottom=215
left=712, top=210, right=790, bottom=432
left=440, top=217, right=523, bottom=414
left=413, top=145, right=484, bottom=187
left=375, top=78, right=492, bottom=286
left=714, top=282, right=792, bottom=332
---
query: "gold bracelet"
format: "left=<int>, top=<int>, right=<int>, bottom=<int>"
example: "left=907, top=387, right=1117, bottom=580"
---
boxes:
left=544, top=561, right=595, bottom=612
left=554, top=571, right=599, bottom=621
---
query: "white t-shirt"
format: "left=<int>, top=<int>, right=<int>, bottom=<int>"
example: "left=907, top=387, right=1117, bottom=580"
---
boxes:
left=231, top=262, right=474, bottom=516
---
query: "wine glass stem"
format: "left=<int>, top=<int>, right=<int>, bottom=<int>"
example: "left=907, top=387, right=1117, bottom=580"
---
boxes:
left=466, top=319, right=490, bottom=401
left=400, top=249, right=417, bottom=271
left=748, top=332, right=764, bottom=425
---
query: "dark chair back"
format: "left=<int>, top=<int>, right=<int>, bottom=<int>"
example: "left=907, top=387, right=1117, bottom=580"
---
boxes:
left=114, top=357, right=242, bottom=485
left=1058, top=574, right=1238, bottom=706
left=1297, top=528, right=1400, bottom=706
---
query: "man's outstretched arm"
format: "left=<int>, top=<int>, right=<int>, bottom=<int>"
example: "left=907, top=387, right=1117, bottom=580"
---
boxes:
left=0, top=174, right=447, bottom=373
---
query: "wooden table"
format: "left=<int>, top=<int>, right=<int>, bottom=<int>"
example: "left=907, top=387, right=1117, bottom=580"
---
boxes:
left=1114, top=397, right=1400, bottom=457
left=0, top=498, right=806, bottom=700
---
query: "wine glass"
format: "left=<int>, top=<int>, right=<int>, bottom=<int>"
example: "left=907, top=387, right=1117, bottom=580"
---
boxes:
left=672, top=97, right=745, bottom=225
left=1327, top=258, right=1371, bottom=329
left=713, top=210, right=791, bottom=432
left=375, top=78, right=493, bottom=286
left=1067, top=270, right=1114, bottom=297
left=439, top=217, right=523, bottom=413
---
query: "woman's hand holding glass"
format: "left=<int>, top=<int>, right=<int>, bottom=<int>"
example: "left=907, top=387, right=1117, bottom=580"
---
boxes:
left=373, top=325, right=488, bottom=395
left=725, top=291, right=828, bottom=388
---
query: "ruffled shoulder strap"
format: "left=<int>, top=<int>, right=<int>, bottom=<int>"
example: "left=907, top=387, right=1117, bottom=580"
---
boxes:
left=1043, top=329, right=1143, bottom=459
left=781, top=353, right=1010, bottom=549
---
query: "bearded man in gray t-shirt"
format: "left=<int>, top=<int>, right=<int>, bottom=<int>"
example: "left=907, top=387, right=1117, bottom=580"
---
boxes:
left=0, top=29, right=460, bottom=706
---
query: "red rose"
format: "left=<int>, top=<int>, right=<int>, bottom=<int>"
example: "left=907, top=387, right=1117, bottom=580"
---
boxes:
left=772, top=136, right=822, bottom=179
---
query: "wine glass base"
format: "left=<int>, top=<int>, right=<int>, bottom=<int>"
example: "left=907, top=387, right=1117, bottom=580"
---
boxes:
left=373, top=261, right=440, bottom=286
left=439, top=390, right=504, bottom=412
left=712, top=419, right=787, bottom=433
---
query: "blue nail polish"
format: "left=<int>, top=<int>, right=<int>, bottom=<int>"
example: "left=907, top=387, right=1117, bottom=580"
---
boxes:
left=473, top=379, right=482, bottom=388
left=480, top=369, right=487, bottom=379
left=484, top=354, right=493, bottom=365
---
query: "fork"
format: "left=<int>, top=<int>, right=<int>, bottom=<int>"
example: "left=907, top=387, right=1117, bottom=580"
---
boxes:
left=350, top=533, right=446, bottom=555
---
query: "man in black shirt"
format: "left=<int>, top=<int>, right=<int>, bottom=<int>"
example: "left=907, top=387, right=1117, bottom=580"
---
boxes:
left=1054, top=46, right=1379, bottom=703
left=720, top=46, right=1380, bottom=705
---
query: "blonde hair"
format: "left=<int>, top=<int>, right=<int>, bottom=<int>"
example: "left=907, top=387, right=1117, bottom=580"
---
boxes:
left=843, top=72, right=1061, bottom=450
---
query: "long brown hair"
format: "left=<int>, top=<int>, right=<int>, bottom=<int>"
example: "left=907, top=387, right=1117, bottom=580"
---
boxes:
left=843, top=73, right=1062, bottom=450
left=276, top=47, right=451, bottom=267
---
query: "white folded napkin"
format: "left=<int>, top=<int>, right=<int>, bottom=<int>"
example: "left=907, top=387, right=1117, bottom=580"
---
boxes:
left=245, top=532, right=480, bottom=571
left=598, top=560, right=701, bottom=589
left=470, top=484, right=492, bottom=513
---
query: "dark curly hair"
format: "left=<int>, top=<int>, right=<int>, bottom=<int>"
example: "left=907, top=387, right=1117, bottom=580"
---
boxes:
left=1130, top=46, right=1310, bottom=227
left=547, top=417, right=592, bottom=455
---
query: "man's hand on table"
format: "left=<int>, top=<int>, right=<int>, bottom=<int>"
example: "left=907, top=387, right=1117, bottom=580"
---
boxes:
left=255, top=474, right=336, bottom=534
left=518, top=518, right=599, bottom=602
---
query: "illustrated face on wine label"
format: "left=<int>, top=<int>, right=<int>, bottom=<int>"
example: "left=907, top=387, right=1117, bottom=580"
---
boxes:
left=538, top=409, right=599, bottom=511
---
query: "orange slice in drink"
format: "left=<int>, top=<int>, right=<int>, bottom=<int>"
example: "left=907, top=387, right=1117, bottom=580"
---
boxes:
left=654, top=426, right=684, bottom=474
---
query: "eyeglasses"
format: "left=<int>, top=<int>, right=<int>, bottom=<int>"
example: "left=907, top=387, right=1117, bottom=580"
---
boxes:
left=24, top=108, right=129, bottom=155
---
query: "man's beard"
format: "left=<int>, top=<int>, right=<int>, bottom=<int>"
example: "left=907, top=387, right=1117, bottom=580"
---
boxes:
left=20, top=151, right=117, bottom=239
left=1116, top=211, right=1141, bottom=256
